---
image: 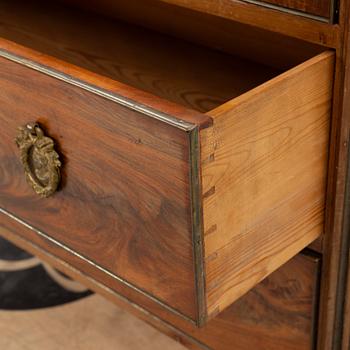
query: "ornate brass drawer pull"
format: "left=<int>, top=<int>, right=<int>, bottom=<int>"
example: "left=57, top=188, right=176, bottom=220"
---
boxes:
left=15, top=122, right=61, bottom=197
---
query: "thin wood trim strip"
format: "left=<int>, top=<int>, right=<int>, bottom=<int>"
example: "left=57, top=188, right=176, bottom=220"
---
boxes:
left=326, top=140, right=350, bottom=349
left=188, top=128, right=207, bottom=326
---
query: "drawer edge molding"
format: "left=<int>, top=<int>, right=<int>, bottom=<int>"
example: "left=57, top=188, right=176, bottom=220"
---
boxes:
left=0, top=40, right=212, bottom=132
left=0, top=207, right=200, bottom=325
left=0, top=48, right=192, bottom=131
left=189, top=128, right=207, bottom=326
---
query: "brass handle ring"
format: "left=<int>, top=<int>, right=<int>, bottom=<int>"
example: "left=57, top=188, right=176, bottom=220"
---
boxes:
left=15, top=122, right=61, bottom=197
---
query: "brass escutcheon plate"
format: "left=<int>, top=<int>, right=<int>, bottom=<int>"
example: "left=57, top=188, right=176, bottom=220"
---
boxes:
left=15, top=122, right=61, bottom=197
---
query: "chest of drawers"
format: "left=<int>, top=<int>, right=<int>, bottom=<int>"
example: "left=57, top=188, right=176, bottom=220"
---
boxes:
left=0, top=0, right=349, bottom=348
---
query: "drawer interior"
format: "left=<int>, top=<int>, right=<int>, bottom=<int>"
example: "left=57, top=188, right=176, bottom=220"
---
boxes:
left=0, top=0, right=322, bottom=113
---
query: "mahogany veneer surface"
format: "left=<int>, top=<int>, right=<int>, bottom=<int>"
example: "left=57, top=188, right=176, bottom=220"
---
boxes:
left=0, top=56, right=200, bottom=320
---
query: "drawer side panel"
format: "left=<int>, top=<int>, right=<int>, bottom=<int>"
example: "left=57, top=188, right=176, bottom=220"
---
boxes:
left=201, top=51, right=334, bottom=318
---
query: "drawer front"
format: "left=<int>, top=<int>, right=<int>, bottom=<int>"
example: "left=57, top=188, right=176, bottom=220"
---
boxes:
left=0, top=56, right=201, bottom=321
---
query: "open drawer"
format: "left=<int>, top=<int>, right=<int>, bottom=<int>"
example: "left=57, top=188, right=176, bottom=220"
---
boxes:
left=0, top=0, right=334, bottom=326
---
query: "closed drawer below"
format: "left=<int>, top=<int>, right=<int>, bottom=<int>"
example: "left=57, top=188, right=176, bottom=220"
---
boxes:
left=152, top=252, right=321, bottom=350
left=243, top=0, right=333, bottom=20
left=0, top=225, right=321, bottom=350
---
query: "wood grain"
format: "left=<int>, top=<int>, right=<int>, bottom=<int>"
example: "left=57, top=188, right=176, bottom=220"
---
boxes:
left=61, top=0, right=325, bottom=71
left=0, top=38, right=211, bottom=130
left=0, top=216, right=204, bottom=338
left=257, top=0, right=331, bottom=18
left=0, top=0, right=336, bottom=327
left=317, top=0, right=350, bottom=345
left=67, top=0, right=331, bottom=21
left=157, top=0, right=339, bottom=48
left=0, top=0, right=280, bottom=113
left=0, top=56, right=199, bottom=320
left=341, top=251, right=350, bottom=350
left=201, top=51, right=334, bottom=317
left=0, top=223, right=321, bottom=350
left=184, top=252, right=321, bottom=350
